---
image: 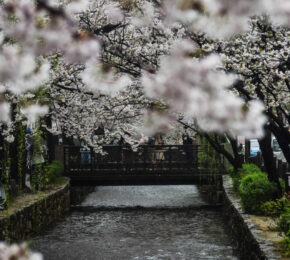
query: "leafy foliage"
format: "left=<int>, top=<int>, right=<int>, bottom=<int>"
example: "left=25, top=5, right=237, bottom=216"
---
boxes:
left=278, top=205, right=290, bottom=256
left=229, top=163, right=261, bottom=192
left=279, top=206, right=290, bottom=236
left=16, top=122, right=25, bottom=192
left=45, top=160, right=63, bottom=184
left=279, top=236, right=290, bottom=257
left=261, top=197, right=287, bottom=217
left=277, top=202, right=290, bottom=256
left=239, top=172, right=278, bottom=214
left=238, top=164, right=261, bottom=176
left=198, top=136, right=222, bottom=168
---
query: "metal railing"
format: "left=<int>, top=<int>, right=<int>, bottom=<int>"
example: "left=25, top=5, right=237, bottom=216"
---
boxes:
left=64, top=145, right=209, bottom=176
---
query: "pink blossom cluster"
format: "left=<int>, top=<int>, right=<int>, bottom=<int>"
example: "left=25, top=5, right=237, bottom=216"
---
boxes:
left=0, top=242, right=42, bottom=260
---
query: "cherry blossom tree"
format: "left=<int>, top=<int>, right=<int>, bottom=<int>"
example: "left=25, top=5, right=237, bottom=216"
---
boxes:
left=221, top=16, right=289, bottom=166
left=1, top=1, right=290, bottom=258
left=216, top=16, right=289, bottom=190
left=48, top=57, right=149, bottom=150
left=0, top=0, right=289, bottom=152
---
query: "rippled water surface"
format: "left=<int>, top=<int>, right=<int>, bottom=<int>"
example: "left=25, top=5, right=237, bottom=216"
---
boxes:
left=32, top=186, right=238, bottom=260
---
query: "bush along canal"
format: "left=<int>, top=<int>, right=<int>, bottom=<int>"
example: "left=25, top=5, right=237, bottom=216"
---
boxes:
left=32, top=185, right=239, bottom=260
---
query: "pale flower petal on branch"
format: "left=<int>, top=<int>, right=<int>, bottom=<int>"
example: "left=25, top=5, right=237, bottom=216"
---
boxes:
left=0, top=242, right=43, bottom=260
left=262, top=0, right=290, bottom=26
left=5, top=135, right=14, bottom=143
left=142, top=40, right=266, bottom=138
left=162, top=0, right=289, bottom=38
left=162, top=0, right=255, bottom=37
left=0, top=0, right=101, bottom=63
left=65, top=0, right=91, bottom=15
left=62, top=38, right=100, bottom=63
left=142, top=110, right=175, bottom=136
left=21, top=105, right=49, bottom=124
left=101, top=3, right=124, bottom=24
left=0, top=45, right=50, bottom=94
left=81, top=59, right=132, bottom=96
left=0, top=102, right=10, bottom=122
left=131, top=1, right=156, bottom=27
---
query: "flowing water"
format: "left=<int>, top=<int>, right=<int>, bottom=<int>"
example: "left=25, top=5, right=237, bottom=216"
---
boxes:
left=32, top=186, right=238, bottom=260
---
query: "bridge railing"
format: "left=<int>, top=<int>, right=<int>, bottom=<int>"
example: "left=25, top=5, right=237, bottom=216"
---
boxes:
left=64, top=145, right=210, bottom=175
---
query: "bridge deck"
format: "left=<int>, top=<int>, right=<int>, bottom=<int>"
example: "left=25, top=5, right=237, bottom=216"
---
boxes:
left=63, top=145, right=223, bottom=185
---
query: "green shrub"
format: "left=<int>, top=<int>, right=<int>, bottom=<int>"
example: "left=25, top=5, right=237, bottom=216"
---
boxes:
left=280, top=178, right=286, bottom=193
left=278, top=204, right=290, bottom=256
left=231, top=175, right=240, bottom=192
left=198, top=151, right=216, bottom=168
left=228, top=167, right=241, bottom=192
left=239, top=172, right=278, bottom=214
left=261, top=197, right=287, bottom=217
left=238, top=163, right=261, bottom=176
left=45, top=160, right=64, bottom=184
left=227, top=166, right=235, bottom=176
left=279, top=206, right=290, bottom=236
left=279, top=236, right=290, bottom=257
left=229, top=163, right=262, bottom=193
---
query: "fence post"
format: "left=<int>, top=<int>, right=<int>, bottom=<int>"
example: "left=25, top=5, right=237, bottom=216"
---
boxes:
left=169, top=146, right=172, bottom=173
left=282, top=162, right=287, bottom=177
left=273, top=157, right=278, bottom=169
left=196, top=145, right=199, bottom=168
left=63, top=146, right=67, bottom=175
left=256, top=152, right=261, bottom=168
left=143, top=145, right=146, bottom=173
left=90, top=147, right=93, bottom=174
left=221, top=144, right=225, bottom=172
left=278, top=159, right=283, bottom=178
left=245, top=140, right=250, bottom=163
left=284, top=172, right=290, bottom=193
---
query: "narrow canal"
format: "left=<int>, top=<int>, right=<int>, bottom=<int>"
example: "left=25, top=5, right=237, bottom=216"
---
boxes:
left=32, top=186, right=238, bottom=260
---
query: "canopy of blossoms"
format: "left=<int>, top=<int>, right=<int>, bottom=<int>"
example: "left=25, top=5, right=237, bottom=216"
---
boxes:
left=0, top=0, right=289, bottom=147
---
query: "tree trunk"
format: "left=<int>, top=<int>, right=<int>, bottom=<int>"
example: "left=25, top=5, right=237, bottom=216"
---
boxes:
left=258, top=127, right=282, bottom=198
left=45, top=115, right=55, bottom=162
left=228, top=137, right=243, bottom=170
left=177, top=120, right=243, bottom=171
left=269, top=123, right=290, bottom=165
left=10, top=103, right=18, bottom=184
left=245, top=140, right=250, bottom=163
left=0, top=129, right=4, bottom=182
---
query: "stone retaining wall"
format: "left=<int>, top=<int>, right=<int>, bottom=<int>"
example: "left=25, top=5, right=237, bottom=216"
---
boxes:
left=222, top=175, right=280, bottom=260
left=70, top=186, right=96, bottom=205
left=0, top=178, right=70, bottom=241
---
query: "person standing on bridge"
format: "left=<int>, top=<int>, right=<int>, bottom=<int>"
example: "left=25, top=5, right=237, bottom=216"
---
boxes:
left=119, top=134, right=134, bottom=171
left=154, top=134, right=165, bottom=170
left=182, top=127, right=195, bottom=165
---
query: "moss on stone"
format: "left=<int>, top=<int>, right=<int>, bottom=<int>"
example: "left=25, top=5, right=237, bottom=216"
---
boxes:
left=0, top=177, right=70, bottom=241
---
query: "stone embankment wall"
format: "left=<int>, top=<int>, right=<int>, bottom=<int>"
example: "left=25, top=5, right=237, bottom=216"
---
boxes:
left=222, top=175, right=280, bottom=260
left=70, top=186, right=96, bottom=205
left=0, top=178, right=70, bottom=241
